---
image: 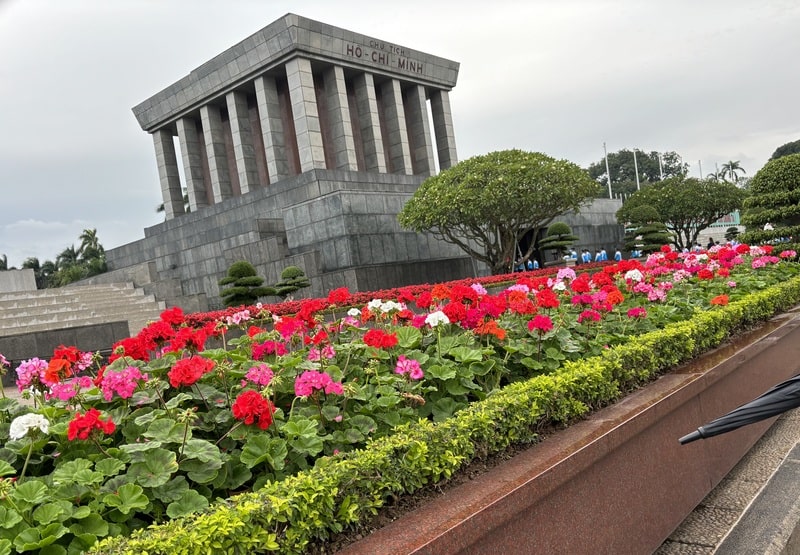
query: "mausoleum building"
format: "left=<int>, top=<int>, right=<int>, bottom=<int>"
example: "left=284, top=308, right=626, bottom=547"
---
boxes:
left=101, top=13, right=476, bottom=310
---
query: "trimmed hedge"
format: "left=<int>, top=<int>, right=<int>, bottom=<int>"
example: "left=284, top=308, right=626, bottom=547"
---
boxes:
left=92, top=276, right=800, bottom=554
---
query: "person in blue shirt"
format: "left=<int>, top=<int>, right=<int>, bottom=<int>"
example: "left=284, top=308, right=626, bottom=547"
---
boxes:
left=600, top=248, right=608, bottom=261
left=614, top=249, right=622, bottom=262
left=526, top=258, right=534, bottom=271
left=581, top=250, right=591, bottom=264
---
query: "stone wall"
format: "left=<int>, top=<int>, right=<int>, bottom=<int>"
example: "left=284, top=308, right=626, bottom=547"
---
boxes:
left=0, top=269, right=36, bottom=293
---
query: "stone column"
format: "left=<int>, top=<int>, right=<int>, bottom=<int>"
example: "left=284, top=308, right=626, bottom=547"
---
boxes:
left=353, top=72, right=386, bottom=173
left=430, top=89, right=458, bottom=170
left=200, top=104, right=233, bottom=203
left=176, top=117, right=209, bottom=213
left=285, top=57, right=326, bottom=172
left=380, top=79, right=412, bottom=175
left=322, top=65, right=358, bottom=171
left=404, top=84, right=436, bottom=176
left=254, top=75, right=289, bottom=183
left=152, top=129, right=184, bottom=220
left=226, top=90, right=260, bottom=194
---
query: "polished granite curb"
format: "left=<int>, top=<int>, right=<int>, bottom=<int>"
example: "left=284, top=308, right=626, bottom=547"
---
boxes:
left=658, top=407, right=800, bottom=554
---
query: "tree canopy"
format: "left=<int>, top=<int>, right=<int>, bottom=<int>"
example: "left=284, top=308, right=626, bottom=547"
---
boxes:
left=398, top=149, right=599, bottom=274
left=770, top=139, right=800, bottom=161
left=587, top=149, right=689, bottom=197
left=740, top=153, right=800, bottom=245
left=616, top=177, right=745, bottom=251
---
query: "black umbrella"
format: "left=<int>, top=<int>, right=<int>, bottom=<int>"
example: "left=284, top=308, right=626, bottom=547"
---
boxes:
left=679, top=374, right=800, bottom=444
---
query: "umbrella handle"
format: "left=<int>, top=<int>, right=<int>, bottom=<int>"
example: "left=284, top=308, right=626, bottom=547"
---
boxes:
left=679, top=430, right=703, bottom=444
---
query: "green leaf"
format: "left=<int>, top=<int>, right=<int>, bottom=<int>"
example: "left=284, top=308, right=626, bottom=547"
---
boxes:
left=431, top=397, right=464, bottom=422
left=13, top=523, right=68, bottom=551
left=143, top=418, right=186, bottom=443
left=165, top=392, right=194, bottom=409
left=240, top=435, right=287, bottom=471
left=396, top=326, right=422, bottom=349
left=448, top=346, right=483, bottom=363
left=150, top=476, right=190, bottom=503
left=33, top=501, right=71, bottom=525
left=72, top=469, right=104, bottom=487
left=95, top=458, right=126, bottom=478
left=52, top=459, right=93, bottom=485
left=102, top=483, right=149, bottom=515
left=119, top=441, right=163, bottom=458
left=133, top=409, right=166, bottom=426
left=180, top=439, right=221, bottom=463
left=426, top=363, right=457, bottom=381
left=0, top=539, right=11, bottom=555
left=67, top=533, right=97, bottom=554
left=166, top=490, right=209, bottom=519
left=69, top=513, right=108, bottom=537
left=0, top=507, right=22, bottom=529
left=127, top=448, right=177, bottom=488
left=347, top=415, right=377, bottom=435
left=0, top=461, right=15, bottom=477
left=179, top=459, right=220, bottom=485
left=11, top=479, right=49, bottom=506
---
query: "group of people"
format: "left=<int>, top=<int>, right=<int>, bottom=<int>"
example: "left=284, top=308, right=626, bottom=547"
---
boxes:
left=515, top=247, right=625, bottom=271
left=579, top=248, right=623, bottom=263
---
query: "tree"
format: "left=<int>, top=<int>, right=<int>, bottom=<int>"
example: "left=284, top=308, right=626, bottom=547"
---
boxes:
left=0, top=254, right=7, bottom=271
left=770, top=139, right=800, bottom=161
left=621, top=205, right=672, bottom=255
left=720, top=160, right=746, bottom=183
left=587, top=149, right=689, bottom=197
left=740, top=153, right=800, bottom=245
left=399, top=150, right=600, bottom=275
left=616, top=177, right=745, bottom=251
left=218, top=260, right=274, bottom=307
left=538, top=222, right=579, bottom=262
left=273, top=266, right=311, bottom=299
left=724, top=226, right=740, bottom=242
left=78, top=228, right=103, bottom=258
left=156, top=188, right=190, bottom=215
left=22, top=257, right=45, bottom=289
left=56, top=246, right=80, bottom=269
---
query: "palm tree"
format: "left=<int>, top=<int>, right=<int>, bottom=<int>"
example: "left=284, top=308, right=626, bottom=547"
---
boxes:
left=78, top=228, right=101, bottom=256
left=720, top=161, right=746, bottom=183
left=56, top=245, right=80, bottom=268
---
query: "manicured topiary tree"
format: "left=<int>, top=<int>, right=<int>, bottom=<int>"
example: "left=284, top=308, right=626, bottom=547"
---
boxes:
left=741, top=153, right=800, bottom=247
left=622, top=205, right=673, bottom=255
left=538, top=222, right=579, bottom=261
left=725, top=226, right=740, bottom=242
left=273, top=265, right=311, bottom=298
left=218, top=260, right=275, bottom=307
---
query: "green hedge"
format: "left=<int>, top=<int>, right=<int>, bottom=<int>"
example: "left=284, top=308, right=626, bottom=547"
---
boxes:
left=92, top=276, right=800, bottom=554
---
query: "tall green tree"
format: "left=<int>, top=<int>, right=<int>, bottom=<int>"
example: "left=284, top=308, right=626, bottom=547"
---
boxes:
left=770, top=139, right=800, bottom=161
left=587, top=149, right=689, bottom=197
left=0, top=254, right=7, bottom=271
left=616, top=177, right=745, bottom=251
left=398, top=150, right=600, bottom=274
left=720, top=160, right=746, bottom=183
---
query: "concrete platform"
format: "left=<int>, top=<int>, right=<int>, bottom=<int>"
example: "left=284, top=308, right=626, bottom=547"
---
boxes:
left=658, top=408, right=800, bottom=554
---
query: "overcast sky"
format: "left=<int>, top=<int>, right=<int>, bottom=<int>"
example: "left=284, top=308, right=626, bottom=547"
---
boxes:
left=2, top=0, right=799, bottom=267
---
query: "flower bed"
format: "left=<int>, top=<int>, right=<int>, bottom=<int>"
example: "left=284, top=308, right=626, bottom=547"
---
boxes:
left=0, top=246, right=797, bottom=554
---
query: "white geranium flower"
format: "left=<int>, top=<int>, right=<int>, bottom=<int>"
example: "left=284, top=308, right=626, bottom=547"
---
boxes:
left=367, top=299, right=383, bottom=310
left=379, top=301, right=404, bottom=313
left=551, top=281, right=566, bottom=291
left=425, top=311, right=450, bottom=327
left=9, top=413, right=49, bottom=440
left=624, top=269, right=644, bottom=283
left=347, top=308, right=362, bottom=317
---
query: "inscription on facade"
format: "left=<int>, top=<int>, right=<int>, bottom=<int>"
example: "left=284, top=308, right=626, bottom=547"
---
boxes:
left=344, top=41, right=425, bottom=74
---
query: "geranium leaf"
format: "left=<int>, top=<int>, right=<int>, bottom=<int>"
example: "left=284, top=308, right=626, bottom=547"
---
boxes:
left=180, top=439, right=221, bottom=463
left=69, top=513, right=108, bottom=537
left=95, top=458, right=126, bottom=478
left=52, top=459, right=92, bottom=485
left=143, top=418, right=186, bottom=443
left=11, top=480, right=49, bottom=506
left=127, top=448, right=177, bottom=488
left=179, top=459, right=220, bottom=484
left=0, top=461, right=15, bottom=478
left=166, top=490, right=209, bottom=519
left=396, top=326, right=422, bottom=349
left=0, top=507, right=22, bottom=529
left=240, top=435, right=287, bottom=471
left=102, top=483, right=149, bottom=515
left=151, top=475, right=190, bottom=503
left=32, top=501, right=70, bottom=524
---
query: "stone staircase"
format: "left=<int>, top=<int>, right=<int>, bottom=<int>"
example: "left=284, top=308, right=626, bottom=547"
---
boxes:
left=0, top=283, right=165, bottom=337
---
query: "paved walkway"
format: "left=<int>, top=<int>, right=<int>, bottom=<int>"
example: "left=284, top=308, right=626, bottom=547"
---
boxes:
left=657, top=407, right=800, bottom=554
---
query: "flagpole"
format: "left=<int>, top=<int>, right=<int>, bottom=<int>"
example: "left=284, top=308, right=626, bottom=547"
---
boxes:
left=658, top=153, right=664, bottom=180
left=603, top=142, right=613, bottom=199
left=633, top=149, right=641, bottom=191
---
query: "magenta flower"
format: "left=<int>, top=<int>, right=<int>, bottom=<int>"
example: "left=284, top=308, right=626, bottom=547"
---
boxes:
left=395, top=355, right=424, bottom=380
left=243, top=364, right=274, bottom=387
left=527, top=315, right=553, bottom=334
left=100, top=366, right=148, bottom=401
left=15, top=358, right=48, bottom=391
left=627, top=307, right=647, bottom=319
left=577, top=310, right=602, bottom=324
left=294, top=370, right=343, bottom=397
left=49, top=376, right=94, bottom=402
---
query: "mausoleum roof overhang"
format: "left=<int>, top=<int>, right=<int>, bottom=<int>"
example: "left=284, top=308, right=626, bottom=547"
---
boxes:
left=132, top=13, right=460, bottom=133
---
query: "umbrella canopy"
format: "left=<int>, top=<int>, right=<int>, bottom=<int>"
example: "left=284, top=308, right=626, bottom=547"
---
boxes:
left=679, top=374, right=800, bottom=444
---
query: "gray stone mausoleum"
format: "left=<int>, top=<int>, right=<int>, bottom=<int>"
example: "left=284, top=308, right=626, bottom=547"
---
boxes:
left=95, top=13, right=622, bottom=311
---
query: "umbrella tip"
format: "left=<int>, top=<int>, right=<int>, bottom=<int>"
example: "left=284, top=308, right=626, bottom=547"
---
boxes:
left=679, top=430, right=703, bottom=445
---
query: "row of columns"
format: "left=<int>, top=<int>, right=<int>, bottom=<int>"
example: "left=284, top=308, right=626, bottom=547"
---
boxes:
left=153, top=57, right=458, bottom=220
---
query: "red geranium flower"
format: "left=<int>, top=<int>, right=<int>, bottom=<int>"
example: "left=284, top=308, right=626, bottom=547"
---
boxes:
left=327, top=287, right=350, bottom=305
left=67, top=408, right=115, bottom=440
left=160, top=307, right=185, bottom=326
left=536, top=289, right=560, bottom=309
left=168, top=355, right=215, bottom=388
left=697, top=269, right=714, bottom=280
left=528, top=315, right=554, bottom=334
left=710, top=294, right=729, bottom=306
left=363, top=329, right=398, bottom=349
left=232, top=390, right=275, bottom=430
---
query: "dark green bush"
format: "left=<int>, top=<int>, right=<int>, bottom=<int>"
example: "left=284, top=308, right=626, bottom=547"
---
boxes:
left=218, top=261, right=274, bottom=307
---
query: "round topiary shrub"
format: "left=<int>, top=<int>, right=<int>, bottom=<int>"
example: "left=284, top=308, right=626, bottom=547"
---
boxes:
left=273, top=265, right=311, bottom=298
left=741, top=153, right=800, bottom=246
left=538, top=222, right=579, bottom=260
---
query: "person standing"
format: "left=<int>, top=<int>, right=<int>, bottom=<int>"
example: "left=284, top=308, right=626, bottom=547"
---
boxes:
left=614, top=248, right=622, bottom=262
